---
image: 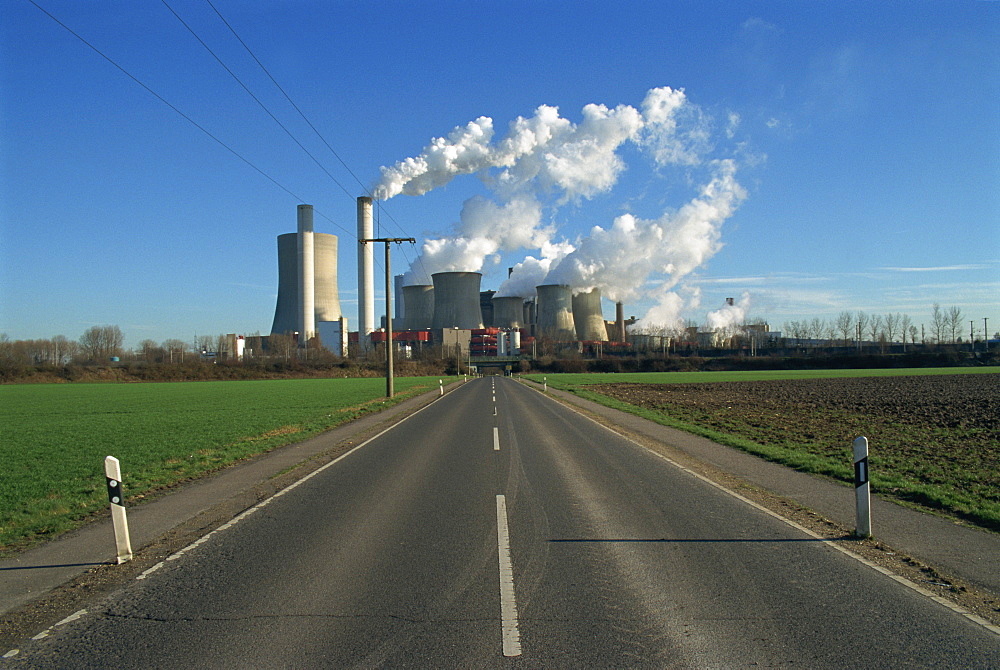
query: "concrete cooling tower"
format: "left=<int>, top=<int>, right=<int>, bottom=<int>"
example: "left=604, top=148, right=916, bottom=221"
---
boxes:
left=572, top=288, right=608, bottom=341
left=402, top=284, right=434, bottom=330
left=431, top=272, right=484, bottom=330
left=492, top=296, right=525, bottom=329
left=536, top=284, right=576, bottom=340
left=270, top=229, right=341, bottom=336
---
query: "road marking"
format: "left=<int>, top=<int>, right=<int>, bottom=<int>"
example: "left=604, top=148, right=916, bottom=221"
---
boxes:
left=495, top=495, right=522, bottom=656
left=25, top=608, right=89, bottom=643
left=493, top=427, right=500, bottom=451
left=526, top=382, right=1000, bottom=638
left=136, top=393, right=445, bottom=581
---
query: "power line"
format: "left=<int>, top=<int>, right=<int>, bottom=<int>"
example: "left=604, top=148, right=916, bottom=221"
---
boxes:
left=26, top=0, right=359, bottom=242
left=203, top=0, right=370, bottom=198
left=161, top=0, right=357, bottom=203
left=202, top=0, right=416, bottom=242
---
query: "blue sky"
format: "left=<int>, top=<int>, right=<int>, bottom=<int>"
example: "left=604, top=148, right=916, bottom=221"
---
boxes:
left=2, top=0, right=997, bottom=348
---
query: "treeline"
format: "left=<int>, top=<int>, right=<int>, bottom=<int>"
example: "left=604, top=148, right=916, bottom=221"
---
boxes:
left=531, top=349, right=996, bottom=375
left=781, top=305, right=991, bottom=347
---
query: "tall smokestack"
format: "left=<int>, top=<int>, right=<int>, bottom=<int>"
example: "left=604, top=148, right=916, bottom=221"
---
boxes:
left=616, top=301, right=626, bottom=343
left=357, top=197, right=375, bottom=345
left=297, top=204, right=315, bottom=342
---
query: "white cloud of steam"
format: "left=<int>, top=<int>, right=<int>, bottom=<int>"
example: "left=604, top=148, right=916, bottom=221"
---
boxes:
left=495, top=240, right=575, bottom=298
left=543, top=159, right=747, bottom=305
left=639, top=87, right=712, bottom=166
left=402, top=195, right=548, bottom=286
left=379, top=87, right=748, bottom=312
left=492, top=103, right=645, bottom=202
left=629, top=291, right=686, bottom=334
left=706, top=292, right=752, bottom=331
left=373, top=117, right=496, bottom=199
left=458, top=195, right=548, bottom=251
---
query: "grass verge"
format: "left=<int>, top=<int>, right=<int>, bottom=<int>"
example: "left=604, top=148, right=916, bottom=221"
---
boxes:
left=0, top=376, right=455, bottom=555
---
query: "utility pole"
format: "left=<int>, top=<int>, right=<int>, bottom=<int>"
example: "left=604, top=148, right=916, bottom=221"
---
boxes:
left=360, top=237, right=415, bottom=398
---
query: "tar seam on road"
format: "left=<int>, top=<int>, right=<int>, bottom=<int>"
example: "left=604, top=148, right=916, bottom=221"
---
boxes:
left=495, top=494, right=522, bottom=657
left=521, top=381, right=1000, bottom=638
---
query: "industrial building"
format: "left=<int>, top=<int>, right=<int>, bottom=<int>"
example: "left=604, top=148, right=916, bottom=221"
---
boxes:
left=269, top=204, right=347, bottom=355
left=267, top=200, right=639, bottom=364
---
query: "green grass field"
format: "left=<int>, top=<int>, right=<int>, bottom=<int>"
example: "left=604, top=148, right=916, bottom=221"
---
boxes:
left=0, top=376, right=454, bottom=554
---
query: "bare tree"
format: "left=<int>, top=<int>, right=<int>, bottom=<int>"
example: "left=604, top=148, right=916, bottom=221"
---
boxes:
left=835, top=311, right=854, bottom=345
left=868, top=314, right=883, bottom=344
left=79, top=325, right=124, bottom=362
left=809, top=317, right=826, bottom=344
left=269, top=333, right=296, bottom=362
left=947, top=305, right=963, bottom=343
left=856, top=312, right=870, bottom=347
left=931, top=303, right=946, bottom=343
left=163, top=339, right=188, bottom=364
left=883, top=313, right=901, bottom=343
left=900, top=315, right=912, bottom=350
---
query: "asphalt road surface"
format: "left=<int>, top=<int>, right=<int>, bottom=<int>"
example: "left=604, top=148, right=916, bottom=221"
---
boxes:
left=6, top=377, right=999, bottom=668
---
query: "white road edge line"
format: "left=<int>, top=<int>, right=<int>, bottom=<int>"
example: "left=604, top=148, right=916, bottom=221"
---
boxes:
left=525, top=381, right=1000, bottom=638
left=496, top=495, right=522, bottom=657
left=137, top=393, right=444, bottom=580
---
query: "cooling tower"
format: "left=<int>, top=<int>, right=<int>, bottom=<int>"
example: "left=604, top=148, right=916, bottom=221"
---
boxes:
left=492, top=296, right=524, bottom=329
left=536, top=284, right=576, bottom=340
left=431, top=272, right=484, bottom=330
left=402, top=284, right=434, bottom=330
left=313, top=233, right=342, bottom=322
left=357, top=197, right=375, bottom=341
left=572, top=288, right=608, bottom=341
left=271, top=230, right=341, bottom=337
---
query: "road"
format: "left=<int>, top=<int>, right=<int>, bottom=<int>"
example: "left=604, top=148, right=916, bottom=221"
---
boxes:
left=6, top=377, right=999, bottom=667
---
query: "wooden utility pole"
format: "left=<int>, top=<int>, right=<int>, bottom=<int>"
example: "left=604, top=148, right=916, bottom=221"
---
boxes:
left=360, top=237, right=415, bottom=397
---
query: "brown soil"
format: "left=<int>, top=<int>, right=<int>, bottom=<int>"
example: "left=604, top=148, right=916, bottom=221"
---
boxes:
left=586, top=374, right=1000, bottom=526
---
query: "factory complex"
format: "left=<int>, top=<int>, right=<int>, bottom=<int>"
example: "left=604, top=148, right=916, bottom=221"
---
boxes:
left=264, top=199, right=646, bottom=365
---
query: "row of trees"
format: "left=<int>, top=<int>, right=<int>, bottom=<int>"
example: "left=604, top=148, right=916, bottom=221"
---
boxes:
left=783, top=305, right=991, bottom=348
left=0, top=326, right=209, bottom=367
left=0, top=328, right=331, bottom=368
left=1, top=325, right=126, bottom=366
left=1, top=302, right=993, bottom=370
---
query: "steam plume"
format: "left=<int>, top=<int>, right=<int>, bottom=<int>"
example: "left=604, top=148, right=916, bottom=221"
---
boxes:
left=378, top=87, right=749, bottom=326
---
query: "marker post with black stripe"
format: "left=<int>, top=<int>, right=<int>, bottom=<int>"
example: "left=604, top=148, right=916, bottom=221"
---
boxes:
left=853, top=437, right=871, bottom=539
left=105, top=456, right=133, bottom=564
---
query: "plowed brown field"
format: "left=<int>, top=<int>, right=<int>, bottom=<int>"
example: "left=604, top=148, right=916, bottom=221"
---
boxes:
left=586, top=373, right=999, bottom=530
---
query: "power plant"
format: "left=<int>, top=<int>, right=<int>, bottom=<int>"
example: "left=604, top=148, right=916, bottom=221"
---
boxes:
left=268, top=201, right=640, bottom=363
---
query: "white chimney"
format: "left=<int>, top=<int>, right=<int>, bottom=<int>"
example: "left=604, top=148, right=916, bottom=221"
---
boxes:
left=357, top=197, right=375, bottom=345
left=297, top=204, right=315, bottom=342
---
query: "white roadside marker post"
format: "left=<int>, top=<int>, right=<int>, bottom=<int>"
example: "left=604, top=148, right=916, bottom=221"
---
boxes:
left=853, top=437, right=871, bottom=539
left=439, top=379, right=444, bottom=396
left=104, top=456, right=133, bottom=564
left=543, top=376, right=547, bottom=392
